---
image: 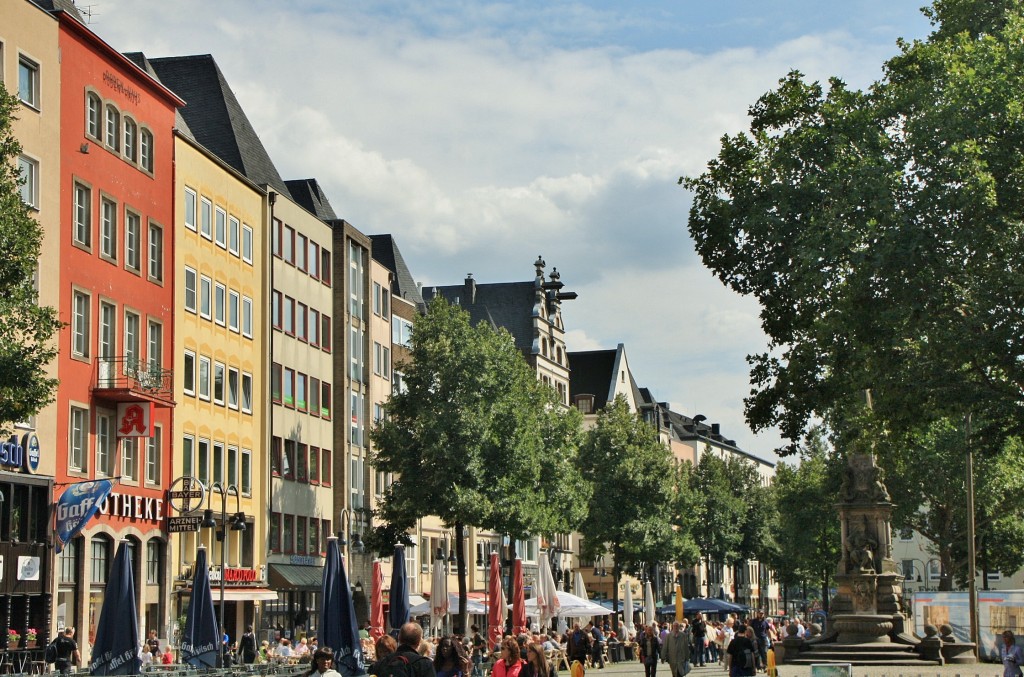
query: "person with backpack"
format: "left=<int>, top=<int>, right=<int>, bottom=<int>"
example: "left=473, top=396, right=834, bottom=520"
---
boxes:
left=52, top=627, right=80, bottom=675
left=725, top=624, right=755, bottom=677
left=376, top=623, right=436, bottom=677
left=492, top=636, right=524, bottom=677
left=239, top=625, right=258, bottom=665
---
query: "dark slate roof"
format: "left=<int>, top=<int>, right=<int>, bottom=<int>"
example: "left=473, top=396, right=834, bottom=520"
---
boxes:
left=423, top=281, right=535, bottom=352
left=122, top=52, right=194, bottom=138
left=369, top=234, right=423, bottom=306
left=567, top=349, right=618, bottom=410
left=30, top=0, right=85, bottom=23
left=285, top=179, right=338, bottom=221
left=146, top=54, right=291, bottom=199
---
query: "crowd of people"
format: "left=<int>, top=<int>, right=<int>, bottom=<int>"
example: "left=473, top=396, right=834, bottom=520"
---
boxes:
left=361, top=610, right=815, bottom=677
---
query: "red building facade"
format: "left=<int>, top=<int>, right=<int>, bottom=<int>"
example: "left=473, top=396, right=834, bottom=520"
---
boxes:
left=53, top=12, right=181, bottom=650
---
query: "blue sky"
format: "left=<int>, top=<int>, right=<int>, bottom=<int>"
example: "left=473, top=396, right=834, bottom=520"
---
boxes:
left=95, top=0, right=931, bottom=459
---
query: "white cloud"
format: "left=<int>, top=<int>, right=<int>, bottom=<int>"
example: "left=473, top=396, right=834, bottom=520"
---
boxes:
left=92, top=0, right=927, bottom=458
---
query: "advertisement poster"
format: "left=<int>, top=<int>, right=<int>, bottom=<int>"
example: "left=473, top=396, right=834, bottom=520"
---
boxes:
left=913, top=590, right=1024, bottom=661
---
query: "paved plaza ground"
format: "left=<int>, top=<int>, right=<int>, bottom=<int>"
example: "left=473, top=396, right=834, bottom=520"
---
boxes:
left=589, top=656, right=1003, bottom=677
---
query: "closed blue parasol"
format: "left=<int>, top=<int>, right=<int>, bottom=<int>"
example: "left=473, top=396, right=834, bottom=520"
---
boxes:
left=388, top=545, right=409, bottom=635
left=181, top=546, right=220, bottom=668
left=320, top=537, right=366, bottom=676
left=89, top=539, right=141, bottom=675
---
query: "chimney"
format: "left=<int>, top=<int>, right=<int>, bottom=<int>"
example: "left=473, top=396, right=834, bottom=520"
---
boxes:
left=465, top=273, right=476, bottom=304
left=711, top=423, right=721, bottom=436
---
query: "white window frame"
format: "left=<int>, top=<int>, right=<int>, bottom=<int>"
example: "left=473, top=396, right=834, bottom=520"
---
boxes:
left=86, top=91, right=102, bottom=139
left=228, top=290, right=240, bottom=332
left=104, top=103, right=120, bottom=151
left=229, top=216, right=240, bottom=255
left=184, top=267, right=197, bottom=313
left=200, top=197, right=212, bottom=240
left=227, top=367, right=239, bottom=410
left=121, top=437, right=137, bottom=480
left=242, top=297, right=253, bottom=338
left=213, top=361, right=225, bottom=405
left=197, top=438, right=210, bottom=486
left=69, top=405, right=89, bottom=471
left=147, top=319, right=162, bottom=370
left=96, top=410, right=115, bottom=477
left=123, top=115, right=138, bottom=163
left=72, top=290, right=91, bottom=357
left=184, top=187, right=197, bottom=231
left=241, top=372, right=253, bottom=413
left=125, top=210, right=141, bottom=272
left=148, top=221, right=164, bottom=282
left=241, top=449, right=252, bottom=495
left=183, top=350, right=196, bottom=396
left=146, top=425, right=161, bottom=485
left=17, top=155, right=38, bottom=208
left=123, top=310, right=140, bottom=372
left=100, top=197, right=117, bottom=260
left=140, top=128, right=153, bottom=172
left=182, top=435, right=195, bottom=478
left=73, top=182, right=92, bottom=248
left=215, top=206, right=227, bottom=248
left=241, top=224, right=253, bottom=264
left=198, top=356, right=211, bottom=401
left=98, top=300, right=116, bottom=361
left=199, top=275, right=212, bottom=320
left=18, top=54, right=40, bottom=109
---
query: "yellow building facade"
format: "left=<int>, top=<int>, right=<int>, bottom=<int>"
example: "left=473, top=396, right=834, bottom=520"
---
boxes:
left=170, top=133, right=271, bottom=639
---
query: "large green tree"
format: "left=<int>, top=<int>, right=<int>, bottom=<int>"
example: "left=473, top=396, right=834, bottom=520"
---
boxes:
left=769, top=429, right=843, bottom=610
left=682, top=0, right=1024, bottom=457
left=690, top=452, right=745, bottom=596
left=577, top=396, right=678, bottom=631
left=369, top=296, right=589, bottom=632
left=0, top=85, right=61, bottom=434
left=883, top=419, right=1024, bottom=590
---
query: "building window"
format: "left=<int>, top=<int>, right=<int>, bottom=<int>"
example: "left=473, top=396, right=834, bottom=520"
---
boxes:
left=215, top=207, right=226, bottom=248
left=296, top=372, right=306, bottom=411
left=72, top=291, right=90, bottom=357
left=270, top=437, right=282, bottom=477
left=197, top=439, right=210, bottom=485
left=228, top=290, right=239, bottom=332
left=105, top=104, right=120, bottom=151
left=321, top=449, right=332, bottom=487
left=183, top=350, right=196, bottom=396
left=184, top=188, right=197, bottom=231
left=241, top=373, right=253, bottom=413
left=321, top=381, right=331, bottom=419
left=184, top=267, right=197, bottom=313
left=198, top=356, right=210, bottom=400
left=308, top=309, right=320, bottom=348
left=227, top=367, right=239, bottom=409
left=269, top=513, right=280, bottom=553
left=242, top=224, right=253, bottom=264
left=213, top=362, right=225, bottom=405
left=147, top=320, right=162, bottom=370
left=125, top=211, right=141, bottom=272
left=182, top=435, right=194, bottom=478
left=228, top=446, right=238, bottom=486
left=321, top=314, right=332, bottom=353
left=213, top=442, right=224, bottom=484
left=283, top=515, right=294, bottom=554
left=148, top=222, right=163, bottom=282
left=283, top=440, right=295, bottom=480
left=140, top=129, right=153, bottom=172
left=17, top=155, right=38, bottom=208
left=310, top=377, right=320, bottom=416
left=99, top=301, right=116, bottom=362
left=321, top=248, right=332, bottom=285
left=309, top=447, right=320, bottom=484
left=146, top=540, right=160, bottom=585
left=18, top=55, right=39, bottom=108
left=214, top=283, right=226, bottom=326
left=73, top=182, right=91, bottom=248
left=91, top=539, right=110, bottom=584
left=296, top=516, right=307, bottom=554
left=283, top=226, right=294, bottom=264
left=283, top=296, right=294, bottom=335
left=241, top=449, right=251, bottom=495
left=60, top=539, right=78, bottom=584
left=69, top=406, right=88, bottom=471
left=200, top=197, right=212, bottom=240
left=393, top=316, right=413, bottom=347
left=96, top=411, right=115, bottom=477
left=100, top=198, right=117, bottom=260
left=199, top=276, right=212, bottom=319
left=122, top=437, right=137, bottom=480
left=229, top=216, right=240, bottom=255
left=296, top=234, right=307, bottom=271
left=271, top=291, right=281, bottom=330
left=271, top=363, right=281, bottom=404
left=123, top=117, right=138, bottom=162
left=308, top=241, right=319, bottom=278
left=123, top=311, right=140, bottom=371
left=283, top=367, right=294, bottom=407
left=242, top=297, right=253, bottom=338
left=86, top=92, right=101, bottom=139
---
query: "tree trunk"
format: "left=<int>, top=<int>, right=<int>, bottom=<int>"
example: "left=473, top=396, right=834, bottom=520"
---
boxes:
left=611, top=557, right=621, bottom=635
left=456, top=522, right=468, bottom=635
left=783, top=583, right=789, bottom=618
left=940, top=549, right=953, bottom=592
left=821, top=570, right=830, bottom=614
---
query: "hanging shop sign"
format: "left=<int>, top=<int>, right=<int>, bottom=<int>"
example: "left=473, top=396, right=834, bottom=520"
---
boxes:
left=117, top=402, right=153, bottom=438
left=0, top=433, right=40, bottom=473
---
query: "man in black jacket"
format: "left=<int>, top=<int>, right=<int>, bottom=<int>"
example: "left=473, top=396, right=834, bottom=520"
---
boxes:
left=690, top=614, right=707, bottom=667
left=384, top=623, right=436, bottom=677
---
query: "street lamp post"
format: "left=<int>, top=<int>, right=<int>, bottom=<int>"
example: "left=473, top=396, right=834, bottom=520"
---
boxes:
left=338, top=507, right=365, bottom=565
left=200, top=482, right=246, bottom=668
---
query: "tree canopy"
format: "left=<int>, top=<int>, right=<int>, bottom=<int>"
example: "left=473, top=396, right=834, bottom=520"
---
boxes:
left=368, top=296, right=589, bottom=630
left=0, top=85, right=61, bottom=433
left=682, top=0, right=1024, bottom=457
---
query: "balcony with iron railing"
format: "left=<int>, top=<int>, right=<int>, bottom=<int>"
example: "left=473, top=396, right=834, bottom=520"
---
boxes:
left=93, top=357, right=175, bottom=405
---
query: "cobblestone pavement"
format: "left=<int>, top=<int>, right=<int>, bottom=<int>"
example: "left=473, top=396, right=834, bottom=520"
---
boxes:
left=583, top=657, right=1002, bottom=677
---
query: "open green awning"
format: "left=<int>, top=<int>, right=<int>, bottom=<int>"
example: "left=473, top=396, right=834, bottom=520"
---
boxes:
left=268, top=563, right=323, bottom=590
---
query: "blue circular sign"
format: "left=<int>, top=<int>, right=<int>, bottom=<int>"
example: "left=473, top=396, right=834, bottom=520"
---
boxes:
left=21, top=433, right=39, bottom=474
